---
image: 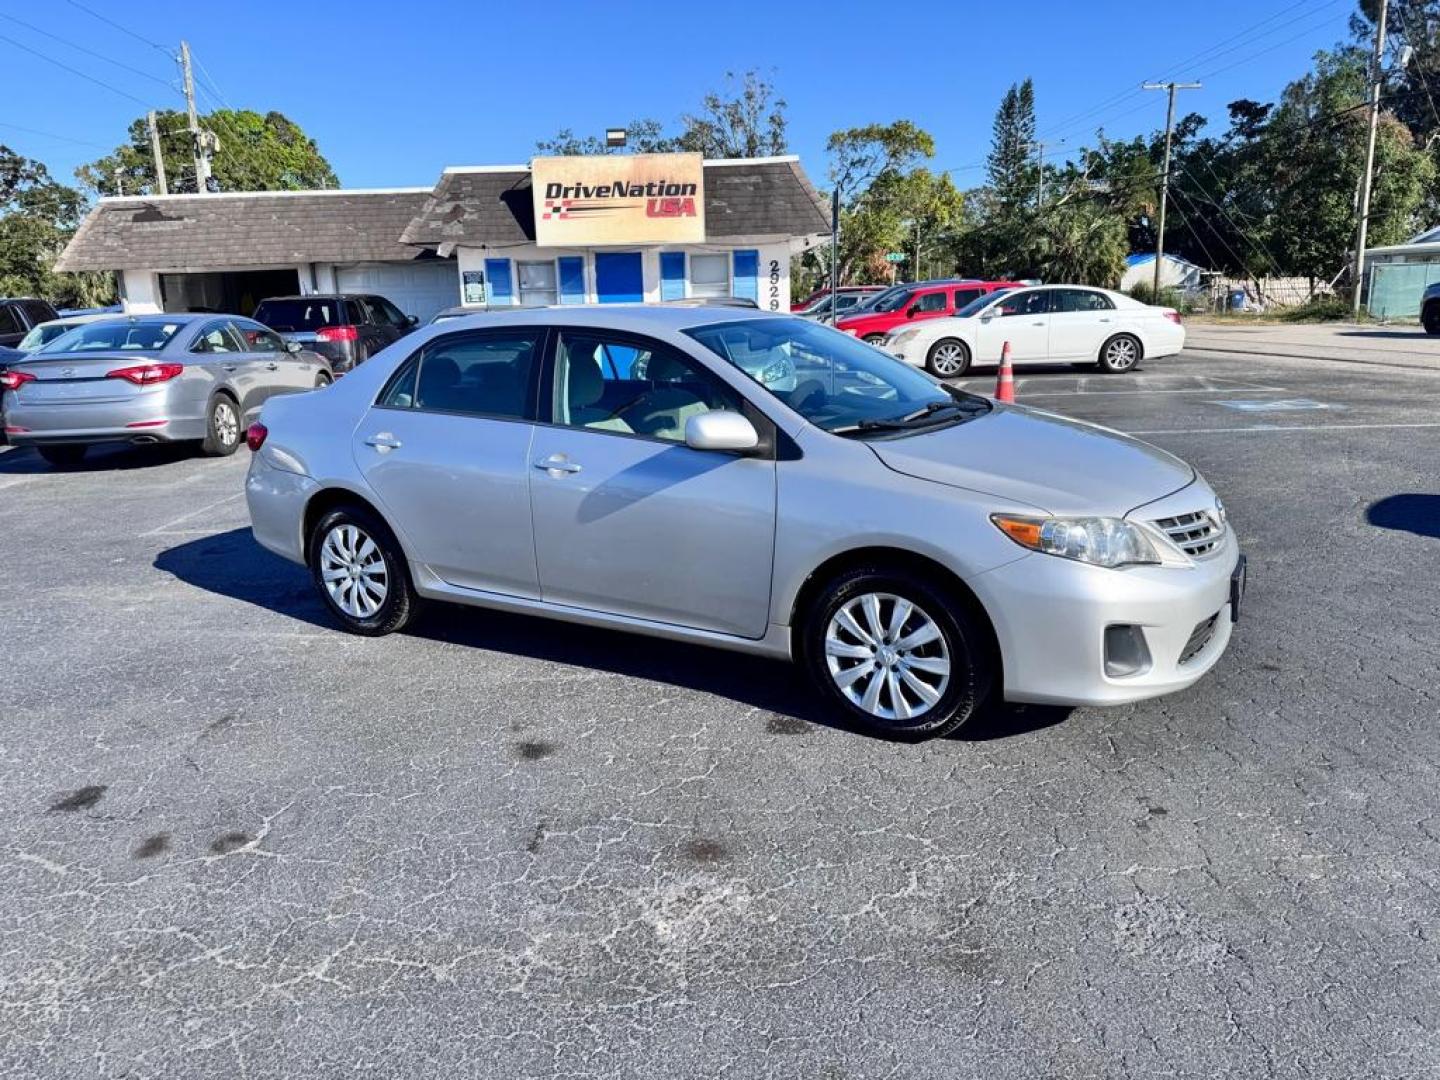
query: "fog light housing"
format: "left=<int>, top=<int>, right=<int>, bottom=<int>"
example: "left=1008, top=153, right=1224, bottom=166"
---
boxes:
left=1104, top=624, right=1152, bottom=678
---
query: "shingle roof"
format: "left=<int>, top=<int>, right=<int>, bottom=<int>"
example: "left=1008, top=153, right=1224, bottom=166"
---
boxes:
left=399, top=157, right=832, bottom=248
left=55, top=189, right=434, bottom=272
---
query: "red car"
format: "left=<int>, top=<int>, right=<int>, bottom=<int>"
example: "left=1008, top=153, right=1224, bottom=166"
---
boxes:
left=835, top=279, right=1020, bottom=342
left=790, top=284, right=886, bottom=313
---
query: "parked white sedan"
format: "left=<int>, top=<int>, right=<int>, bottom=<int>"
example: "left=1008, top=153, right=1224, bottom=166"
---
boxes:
left=880, top=285, right=1186, bottom=377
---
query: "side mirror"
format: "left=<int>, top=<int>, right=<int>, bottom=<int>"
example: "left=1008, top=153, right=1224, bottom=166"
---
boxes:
left=685, top=410, right=759, bottom=453
left=906, top=305, right=920, bottom=319
left=285, top=340, right=302, bottom=353
left=406, top=315, right=419, bottom=326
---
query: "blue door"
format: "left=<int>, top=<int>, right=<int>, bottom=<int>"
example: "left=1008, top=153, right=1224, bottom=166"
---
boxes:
left=594, top=252, right=644, bottom=303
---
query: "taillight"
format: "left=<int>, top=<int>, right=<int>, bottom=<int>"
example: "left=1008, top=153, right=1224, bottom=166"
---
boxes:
left=316, top=325, right=359, bottom=343
left=0, top=370, right=36, bottom=391
left=106, top=363, right=184, bottom=385
left=245, top=422, right=268, bottom=451
left=1164, top=311, right=1182, bottom=325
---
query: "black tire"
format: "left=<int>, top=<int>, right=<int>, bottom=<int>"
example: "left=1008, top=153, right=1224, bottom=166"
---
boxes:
left=862, top=333, right=887, bottom=345
left=38, top=444, right=87, bottom=467
left=925, top=338, right=971, bottom=378
left=200, top=393, right=241, bottom=456
left=1097, top=333, right=1142, bottom=374
left=800, top=566, right=994, bottom=741
left=307, top=504, right=419, bottom=636
left=1423, top=304, right=1440, bottom=335
left=315, top=372, right=333, bottom=388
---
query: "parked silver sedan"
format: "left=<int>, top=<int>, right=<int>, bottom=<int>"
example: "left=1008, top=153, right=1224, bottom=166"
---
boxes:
left=2, top=314, right=332, bottom=466
left=245, top=307, right=1243, bottom=740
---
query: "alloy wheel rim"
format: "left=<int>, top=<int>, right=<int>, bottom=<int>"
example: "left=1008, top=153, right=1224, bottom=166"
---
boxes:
left=1107, top=340, right=1137, bottom=369
left=932, top=343, right=964, bottom=375
left=824, top=592, right=950, bottom=723
left=320, top=523, right=389, bottom=618
left=214, top=401, right=239, bottom=446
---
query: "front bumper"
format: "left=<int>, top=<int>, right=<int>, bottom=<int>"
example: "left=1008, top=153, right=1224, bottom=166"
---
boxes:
left=970, top=531, right=1241, bottom=706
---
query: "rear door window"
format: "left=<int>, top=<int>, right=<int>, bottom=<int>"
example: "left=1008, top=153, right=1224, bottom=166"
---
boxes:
left=953, top=288, right=983, bottom=308
left=0, top=306, right=21, bottom=336
left=1054, top=289, right=1115, bottom=312
left=370, top=296, right=409, bottom=327
left=347, top=298, right=374, bottom=325
left=192, top=322, right=245, bottom=353
left=380, top=329, right=541, bottom=420
left=912, top=291, right=948, bottom=314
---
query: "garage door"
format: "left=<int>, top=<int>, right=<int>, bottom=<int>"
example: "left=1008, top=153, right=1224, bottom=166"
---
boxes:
left=334, top=261, right=458, bottom=324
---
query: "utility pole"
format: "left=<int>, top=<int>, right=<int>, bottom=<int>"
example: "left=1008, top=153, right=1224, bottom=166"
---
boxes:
left=179, top=41, right=216, bottom=192
left=1027, top=139, right=1062, bottom=205
left=914, top=219, right=921, bottom=282
left=1143, top=81, right=1202, bottom=296
left=146, top=110, right=168, bottom=195
left=829, top=187, right=840, bottom=305
left=1353, top=0, right=1388, bottom=319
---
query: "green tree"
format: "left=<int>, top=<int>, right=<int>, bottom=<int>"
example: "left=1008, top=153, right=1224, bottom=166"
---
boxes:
left=77, top=109, right=338, bottom=196
left=0, top=146, right=114, bottom=307
left=987, top=79, right=1038, bottom=210
left=535, top=119, right=676, bottom=155
left=677, top=70, right=787, bottom=158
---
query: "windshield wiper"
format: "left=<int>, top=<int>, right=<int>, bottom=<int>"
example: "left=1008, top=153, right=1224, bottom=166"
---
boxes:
left=829, top=399, right=984, bottom=436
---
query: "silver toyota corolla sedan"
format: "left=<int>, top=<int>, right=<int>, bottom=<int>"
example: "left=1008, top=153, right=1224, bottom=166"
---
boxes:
left=2, top=314, right=332, bottom=466
left=246, top=307, right=1244, bottom=740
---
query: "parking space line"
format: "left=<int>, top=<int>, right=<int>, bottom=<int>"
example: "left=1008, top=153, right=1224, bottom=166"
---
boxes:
left=1127, top=421, right=1440, bottom=435
left=1002, top=386, right=1288, bottom=399
left=140, top=492, right=244, bottom=537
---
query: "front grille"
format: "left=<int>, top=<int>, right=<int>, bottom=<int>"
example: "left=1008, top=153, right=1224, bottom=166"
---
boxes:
left=1178, top=613, right=1220, bottom=665
left=1152, top=509, right=1224, bottom=557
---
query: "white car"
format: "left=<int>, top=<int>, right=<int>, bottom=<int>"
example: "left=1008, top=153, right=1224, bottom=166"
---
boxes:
left=880, top=285, right=1186, bottom=378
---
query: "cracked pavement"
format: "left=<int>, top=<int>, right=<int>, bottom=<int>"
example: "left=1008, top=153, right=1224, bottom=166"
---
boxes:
left=1, top=344, right=1437, bottom=1077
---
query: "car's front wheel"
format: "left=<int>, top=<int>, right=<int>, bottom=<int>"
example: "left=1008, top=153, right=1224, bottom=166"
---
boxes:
left=926, top=338, right=971, bottom=378
left=1098, top=334, right=1142, bottom=373
left=801, top=567, right=993, bottom=741
left=38, top=444, right=87, bottom=467
left=1423, top=303, right=1440, bottom=335
left=308, top=504, right=418, bottom=636
left=862, top=333, right=887, bottom=345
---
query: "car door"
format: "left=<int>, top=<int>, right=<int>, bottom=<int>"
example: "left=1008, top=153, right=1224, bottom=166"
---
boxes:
left=347, top=298, right=389, bottom=363
left=369, top=295, right=418, bottom=341
left=528, top=329, right=777, bottom=639
left=352, top=326, right=543, bottom=598
left=1046, top=288, right=1118, bottom=360
left=189, top=320, right=261, bottom=416
left=234, top=319, right=316, bottom=395
left=972, top=289, right=1053, bottom=364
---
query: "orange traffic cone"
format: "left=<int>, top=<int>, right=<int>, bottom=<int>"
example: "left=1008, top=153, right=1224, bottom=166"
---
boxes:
left=995, top=340, right=1015, bottom=403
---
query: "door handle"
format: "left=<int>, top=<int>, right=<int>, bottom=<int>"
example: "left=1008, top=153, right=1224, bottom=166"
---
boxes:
left=534, top=455, right=582, bottom=475
left=1031, top=321, right=1045, bottom=326
left=265, top=362, right=279, bottom=371
left=222, top=363, right=238, bottom=372
left=1099, top=317, right=1111, bottom=323
left=365, top=433, right=402, bottom=451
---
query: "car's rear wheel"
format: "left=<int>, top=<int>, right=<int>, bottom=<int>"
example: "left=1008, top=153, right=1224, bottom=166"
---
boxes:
left=38, top=444, right=87, bottom=467
left=1423, top=303, right=1440, bottom=335
left=200, top=394, right=241, bottom=456
left=1098, top=334, right=1142, bottom=373
left=801, top=567, right=993, bottom=741
left=926, top=338, right=971, bottom=378
left=308, top=505, right=418, bottom=636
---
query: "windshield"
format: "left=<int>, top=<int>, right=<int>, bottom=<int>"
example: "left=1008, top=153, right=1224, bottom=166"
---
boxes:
left=954, top=288, right=1016, bottom=318
left=39, top=320, right=182, bottom=353
left=253, top=298, right=345, bottom=332
left=685, top=317, right=988, bottom=436
left=869, top=288, right=914, bottom=313
left=17, top=324, right=74, bottom=351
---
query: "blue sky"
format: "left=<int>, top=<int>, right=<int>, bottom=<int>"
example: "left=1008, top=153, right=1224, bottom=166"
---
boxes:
left=2, top=0, right=1358, bottom=194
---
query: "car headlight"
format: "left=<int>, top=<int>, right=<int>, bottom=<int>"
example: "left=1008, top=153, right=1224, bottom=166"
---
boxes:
left=991, top=514, right=1160, bottom=568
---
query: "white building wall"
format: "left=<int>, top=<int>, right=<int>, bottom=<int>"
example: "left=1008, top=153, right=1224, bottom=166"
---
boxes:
left=120, top=270, right=162, bottom=314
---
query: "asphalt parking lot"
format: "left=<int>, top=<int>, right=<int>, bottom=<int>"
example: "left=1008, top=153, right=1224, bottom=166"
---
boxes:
left=3, top=344, right=1438, bottom=1078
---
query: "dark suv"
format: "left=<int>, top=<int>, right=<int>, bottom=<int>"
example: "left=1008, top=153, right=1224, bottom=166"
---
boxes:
left=0, top=298, right=60, bottom=348
left=252, top=294, right=418, bottom=373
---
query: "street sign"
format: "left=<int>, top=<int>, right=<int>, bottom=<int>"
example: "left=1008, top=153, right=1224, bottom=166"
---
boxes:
left=885, top=252, right=906, bottom=263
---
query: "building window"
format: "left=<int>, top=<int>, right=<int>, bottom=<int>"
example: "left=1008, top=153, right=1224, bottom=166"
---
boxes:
left=517, top=261, right=558, bottom=307
left=689, top=253, right=731, bottom=298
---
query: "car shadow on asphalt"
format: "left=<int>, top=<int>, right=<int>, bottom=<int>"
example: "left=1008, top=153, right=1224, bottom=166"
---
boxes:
left=0, top=442, right=196, bottom=473
left=1366, top=494, right=1440, bottom=539
left=1336, top=329, right=1427, bottom=341
left=155, top=527, right=1070, bottom=744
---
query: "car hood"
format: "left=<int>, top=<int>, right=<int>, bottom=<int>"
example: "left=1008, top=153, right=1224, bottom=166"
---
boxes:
left=869, top=404, right=1195, bottom=517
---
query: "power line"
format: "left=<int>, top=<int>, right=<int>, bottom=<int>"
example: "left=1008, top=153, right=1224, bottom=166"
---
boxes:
left=63, top=0, right=172, bottom=56
left=0, top=121, right=111, bottom=149
left=0, top=30, right=155, bottom=109
left=0, top=12, right=174, bottom=91
left=192, top=51, right=232, bottom=111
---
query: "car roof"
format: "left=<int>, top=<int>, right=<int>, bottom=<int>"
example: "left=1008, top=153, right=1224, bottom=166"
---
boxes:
left=257, top=294, right=365, bottom=302
left=420, top=303, right=786, bottom=334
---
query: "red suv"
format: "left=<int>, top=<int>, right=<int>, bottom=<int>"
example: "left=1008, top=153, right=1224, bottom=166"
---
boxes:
left=836, top=280, right=1019, bottom=342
